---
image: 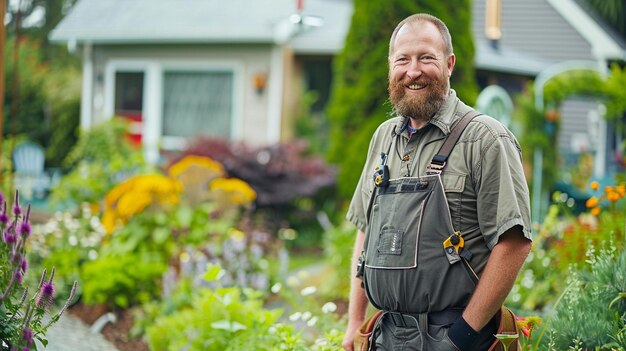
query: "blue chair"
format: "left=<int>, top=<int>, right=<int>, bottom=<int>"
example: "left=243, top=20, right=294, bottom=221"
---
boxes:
left=13, top=142, right=50, bottom=200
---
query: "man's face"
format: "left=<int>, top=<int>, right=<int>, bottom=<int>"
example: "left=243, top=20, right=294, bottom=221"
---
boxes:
left=388, top=21, right=455, bottom=124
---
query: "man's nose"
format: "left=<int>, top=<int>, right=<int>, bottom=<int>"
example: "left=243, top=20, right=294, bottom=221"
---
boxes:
left=406, top=60, right=422, bottom=80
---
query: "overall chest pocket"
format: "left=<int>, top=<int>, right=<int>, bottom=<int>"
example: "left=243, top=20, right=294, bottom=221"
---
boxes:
left=364, top=178, right=433, bottom=270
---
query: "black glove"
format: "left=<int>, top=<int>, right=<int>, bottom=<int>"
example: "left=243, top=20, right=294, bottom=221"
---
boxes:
left=447, top=316, right=480, bottom=351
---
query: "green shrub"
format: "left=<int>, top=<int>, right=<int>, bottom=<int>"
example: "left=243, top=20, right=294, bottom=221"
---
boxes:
left=541, top=248, right=626, bottom=350
left=48, top=118, right=148, bottom=209
left=81, top=252, right=166, bottom=309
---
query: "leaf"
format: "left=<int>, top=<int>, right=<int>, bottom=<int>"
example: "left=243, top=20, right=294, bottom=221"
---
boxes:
left=203, top=264, right=224, bottom=282
left=210, top=320, right=247, bottom=332
left=153, top=227, right=170, bottom=245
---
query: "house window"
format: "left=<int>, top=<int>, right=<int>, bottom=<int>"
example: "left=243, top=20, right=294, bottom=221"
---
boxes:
left=114, top=72, right=144, bottom=144
left=162, top=71, right=233, bottom=139
left=115, top=72, right=144, bottom=115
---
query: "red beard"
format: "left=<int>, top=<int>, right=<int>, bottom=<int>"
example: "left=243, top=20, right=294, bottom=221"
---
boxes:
left=388, top=76, right=448, bottom=123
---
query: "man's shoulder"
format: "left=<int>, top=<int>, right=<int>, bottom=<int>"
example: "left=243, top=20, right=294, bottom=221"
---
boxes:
left=466, top=113, right=515, bottom=139
left=371, top=116, right=404, bottom=140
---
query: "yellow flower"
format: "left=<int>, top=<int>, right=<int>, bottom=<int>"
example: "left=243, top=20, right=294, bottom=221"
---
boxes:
left=586, top=196, right=599, bottom=208
left=168, top=155, right=225, bottom=179
left=590, top=181, right=600, bottom=191
left=102, top=174, right=182, bottom=233
left=590, top=207, right=601, bottom=216
left=209, top=178, right=256, bottom=205
left=228, top=228, right=246, bottom=241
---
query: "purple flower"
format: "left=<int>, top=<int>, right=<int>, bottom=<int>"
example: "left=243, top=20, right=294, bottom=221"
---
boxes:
left=4, top=232, right=15, bottom=244
left=14, top=269, right=23, bottom=284
left=0, top=212, right=9, bottom=224
left=12, top=191, right=21, bottom=216
left=22, top=327, right=33, bottom=346
left=17, top=222, right=31, bottom=238
left=37, top=281, right=55, bottom=307
left=20, top=256, right=28, bottom=274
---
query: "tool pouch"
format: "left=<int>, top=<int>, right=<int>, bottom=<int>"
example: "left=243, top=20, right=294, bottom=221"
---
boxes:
left=353, top=310, right=383, bottom=351
left=488, top=306, right=521, bottom=351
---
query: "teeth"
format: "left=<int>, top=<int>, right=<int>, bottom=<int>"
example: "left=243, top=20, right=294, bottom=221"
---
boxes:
left=408, top=84, right=424, bottom=90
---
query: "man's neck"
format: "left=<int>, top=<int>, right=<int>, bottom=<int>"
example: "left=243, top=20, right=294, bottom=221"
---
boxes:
left=408, top=116, right=430, bottom=130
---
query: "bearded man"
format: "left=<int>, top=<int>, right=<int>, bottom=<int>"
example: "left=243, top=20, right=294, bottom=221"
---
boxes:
left=342, top=13, right=532, bottom=351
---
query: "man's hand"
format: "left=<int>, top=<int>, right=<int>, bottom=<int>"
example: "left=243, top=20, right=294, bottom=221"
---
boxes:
left=342, top=322, right=361, bottom=351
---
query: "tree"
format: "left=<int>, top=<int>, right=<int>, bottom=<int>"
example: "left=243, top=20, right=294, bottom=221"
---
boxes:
left=583, top=0, right=626, bottom=40
left=326, top=0, right=478, bottom=201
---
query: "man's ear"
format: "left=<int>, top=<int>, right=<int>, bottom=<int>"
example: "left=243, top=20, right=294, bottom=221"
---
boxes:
left=447, top=53, right=456, bottom=78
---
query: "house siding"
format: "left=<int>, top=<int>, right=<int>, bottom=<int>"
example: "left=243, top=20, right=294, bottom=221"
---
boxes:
left=472, top=0, right=594, bottom=64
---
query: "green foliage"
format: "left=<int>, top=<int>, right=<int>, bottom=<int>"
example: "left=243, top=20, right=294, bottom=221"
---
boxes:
left=294, top=91, right=328, bottom=155
left=48, top=118, right=148, bottom=209
left=543, top=248, right=626, bottom=350
left=81, top=252, right=166, bottom=309
left=3, top=38, right=48, bottom=142
left=28, top=204, right=105, bottom=300
left=320, top=222, right=356, bottom=301
left=146, top=265, right=284, bottom=351
left=145, top=265, right=345, bottom=351
left=3, top=37, right=81, bottom=167
left=514, top=85, right=559, bottom=197
left=42, top=63, right=81, bottom=167
left=0, top=192, right=76, bottom=349
left=583, top=0, right=626, bottom=39
left=326, top=0, right=478, bottom=199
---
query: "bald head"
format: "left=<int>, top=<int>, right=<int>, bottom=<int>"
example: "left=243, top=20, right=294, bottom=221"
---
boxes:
left=388, top=14, right=453, bottom=59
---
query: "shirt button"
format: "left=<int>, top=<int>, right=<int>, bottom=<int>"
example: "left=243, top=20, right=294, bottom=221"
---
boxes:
left=402, top=155, right=410, bottom=161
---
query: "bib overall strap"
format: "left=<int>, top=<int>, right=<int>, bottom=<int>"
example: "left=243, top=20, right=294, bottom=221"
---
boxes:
left=426, top=110, right=482, bottom=175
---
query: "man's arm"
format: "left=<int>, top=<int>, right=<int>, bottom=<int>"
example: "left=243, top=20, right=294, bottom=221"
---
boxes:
left=449, top=226, right=531, bottom=350
left=342, top=229, right=369, bottom=351
left=462, top=226, right=531, bottom=329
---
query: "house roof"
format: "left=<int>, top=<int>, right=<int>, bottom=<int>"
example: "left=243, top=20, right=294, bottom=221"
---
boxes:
left=52, top=0, right=626, bottom=71
left=49, top=0, right=353, bottom=54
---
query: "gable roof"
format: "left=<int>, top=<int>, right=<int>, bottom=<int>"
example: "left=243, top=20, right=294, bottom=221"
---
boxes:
left=52, top=0, right=625, bottom=72
left=49, top=0, right=353, bottom=53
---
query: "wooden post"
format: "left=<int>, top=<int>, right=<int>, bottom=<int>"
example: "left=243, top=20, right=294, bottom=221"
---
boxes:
left=0, top=0, right=6, bottom=182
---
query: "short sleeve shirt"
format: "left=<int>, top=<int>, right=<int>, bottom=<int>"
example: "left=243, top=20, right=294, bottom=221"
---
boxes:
left=346, top=90, right=532, bottom=274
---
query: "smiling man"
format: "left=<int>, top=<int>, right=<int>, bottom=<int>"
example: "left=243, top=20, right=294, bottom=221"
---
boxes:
left=342, top=14, right=532, bottom=351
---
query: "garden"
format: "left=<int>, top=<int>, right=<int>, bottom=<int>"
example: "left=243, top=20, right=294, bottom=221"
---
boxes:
left=1, top=1, right=626, bottom=350
left=1, top=111, right=625, bottom=350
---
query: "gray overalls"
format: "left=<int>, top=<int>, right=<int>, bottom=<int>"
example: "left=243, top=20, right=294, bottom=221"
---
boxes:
left=360, top=112, right=496, bottom=350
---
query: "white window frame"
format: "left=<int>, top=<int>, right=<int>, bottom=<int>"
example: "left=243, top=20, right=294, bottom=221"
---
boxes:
left=103, top=58, right=243, bottom=164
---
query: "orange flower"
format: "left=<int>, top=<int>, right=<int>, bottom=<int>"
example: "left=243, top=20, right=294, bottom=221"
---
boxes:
left=590, top=181, right=600, bottom=191
left=617, top=185, right=626, bottom=197
left=607, top=191, right=620, bottom=202
left=586, top=196, right=599, bottom=208
left=590, top=207, right=601, bottom=216
left=604, top=186, right=614, bottom=194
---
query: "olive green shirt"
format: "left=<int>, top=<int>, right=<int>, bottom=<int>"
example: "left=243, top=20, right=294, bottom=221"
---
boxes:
left=347, top=90, right=532, bottom=274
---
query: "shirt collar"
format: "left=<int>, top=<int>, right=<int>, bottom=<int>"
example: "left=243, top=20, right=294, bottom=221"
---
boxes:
left=428, top=89, right=460, bottom=135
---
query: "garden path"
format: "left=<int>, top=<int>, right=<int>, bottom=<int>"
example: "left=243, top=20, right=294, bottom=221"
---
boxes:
left=40, top=313, right=120, bottom=351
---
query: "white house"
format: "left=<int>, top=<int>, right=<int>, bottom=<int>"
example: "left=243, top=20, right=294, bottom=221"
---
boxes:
left=51, top=0, right=626, bottom=177
left=50, top=0, right=353, bottom=163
